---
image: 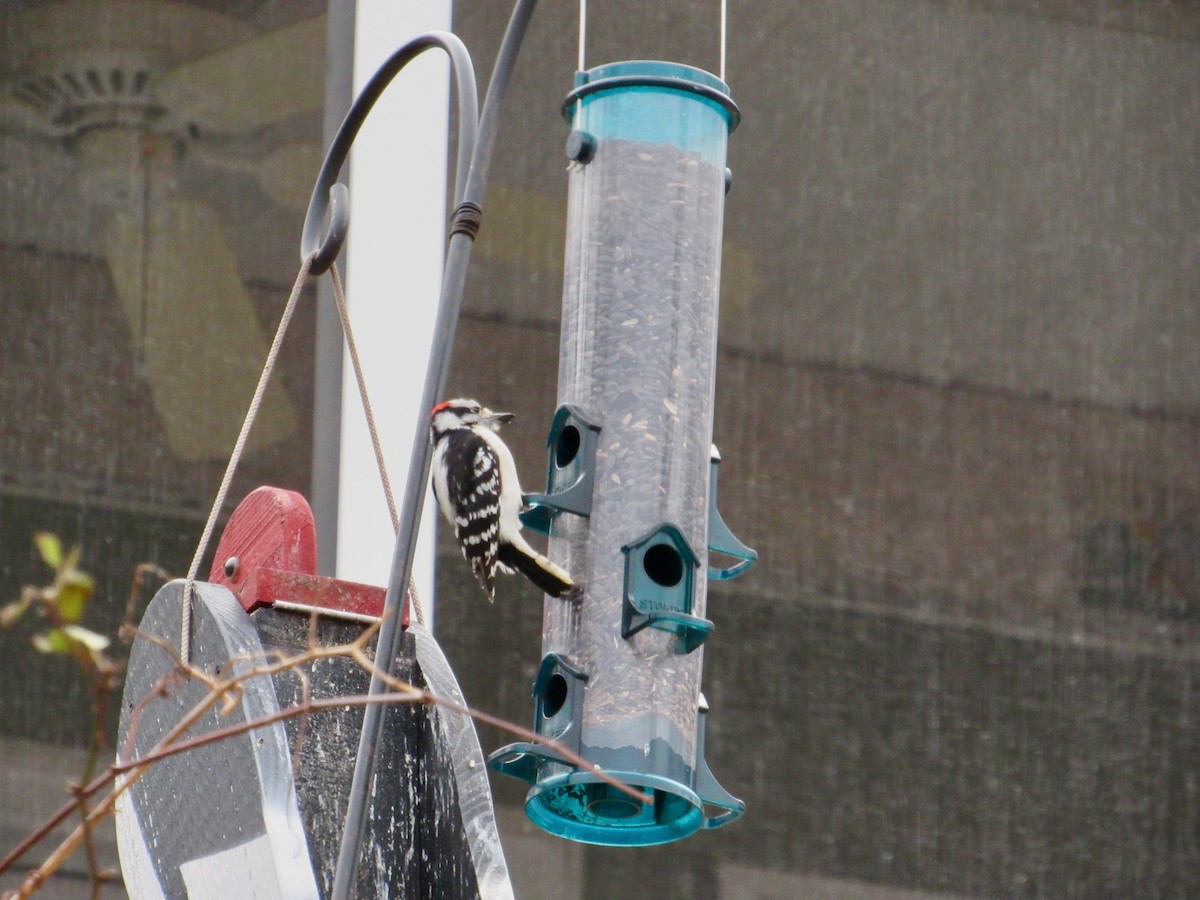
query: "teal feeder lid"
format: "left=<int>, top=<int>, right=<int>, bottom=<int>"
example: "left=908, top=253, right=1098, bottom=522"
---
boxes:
left=563, top=60, right=740, bottom=168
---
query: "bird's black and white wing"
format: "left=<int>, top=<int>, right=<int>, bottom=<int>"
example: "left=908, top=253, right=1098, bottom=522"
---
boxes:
left=433, top=430, right=504, bottom=599
left=430, top=397, right=575, bottom=600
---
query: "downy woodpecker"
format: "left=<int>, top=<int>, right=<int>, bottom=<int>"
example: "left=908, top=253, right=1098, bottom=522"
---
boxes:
left=430, top=399, right=574, bottom=600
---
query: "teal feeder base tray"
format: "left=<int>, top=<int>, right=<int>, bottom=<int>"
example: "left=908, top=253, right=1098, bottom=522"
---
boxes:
left=487, top=697, right=744, bottom=847
left=524, top=770, right=705, bottom=847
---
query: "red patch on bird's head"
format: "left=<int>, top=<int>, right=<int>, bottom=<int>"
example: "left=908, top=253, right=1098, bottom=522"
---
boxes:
left=431, top=400, right=453, bottom=415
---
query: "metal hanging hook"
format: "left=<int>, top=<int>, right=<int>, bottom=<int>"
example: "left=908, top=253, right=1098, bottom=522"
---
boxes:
left=303, top=182, right=350, bottom=274
left=318, top=11, right=543, bottom=893
left=300, top=30, right=479, bottom=275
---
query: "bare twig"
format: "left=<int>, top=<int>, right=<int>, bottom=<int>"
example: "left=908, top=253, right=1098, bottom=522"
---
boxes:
left=1, top=537, right=138, bottom=898
left=119, top=565, right=171, bottom=644
left=4, top=611, right=644, bottom=897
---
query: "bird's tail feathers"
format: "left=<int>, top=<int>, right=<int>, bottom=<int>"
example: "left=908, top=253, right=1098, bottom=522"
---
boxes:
left=497, top=542, right=574, bottom=597
left=470, top=557, right=497, bottom=602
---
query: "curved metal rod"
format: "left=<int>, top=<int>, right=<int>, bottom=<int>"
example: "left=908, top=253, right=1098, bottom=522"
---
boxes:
left=300, top=30, right=479, bottom=274
left=328, top=4, right=539, bottom=894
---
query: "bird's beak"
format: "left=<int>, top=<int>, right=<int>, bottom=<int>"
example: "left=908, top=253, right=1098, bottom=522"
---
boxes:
left=485, top=409, right=515, bottom=425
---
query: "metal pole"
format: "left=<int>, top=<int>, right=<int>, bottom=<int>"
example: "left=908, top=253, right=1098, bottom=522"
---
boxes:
left=325, top=2, right=539, bottom=895
left=302, top=29, right=479, bottom=899
left=311, top=3, right=356, bottom=576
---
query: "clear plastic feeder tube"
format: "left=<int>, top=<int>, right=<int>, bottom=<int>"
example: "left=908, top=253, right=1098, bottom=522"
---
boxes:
left=533, top=60, right=738, bottom=842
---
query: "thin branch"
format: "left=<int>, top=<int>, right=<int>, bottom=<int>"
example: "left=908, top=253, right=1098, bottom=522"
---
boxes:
left=119, top=673, right=180, bottom=766
left=3, top=628, right=396, bottom=881
left=112, top=690, right=424, bottom=775
left=5, top=602, right=644, bottom=896
left=119, top=565, right=171, bottom=644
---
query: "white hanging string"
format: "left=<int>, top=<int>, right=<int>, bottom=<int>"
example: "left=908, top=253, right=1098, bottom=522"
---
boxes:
left=720, top=0, right=727, bottom=82
left=578, top=0, right=587, bottom=71
left=578, top=0, right=728, bottom=81
left=178, top=253, right=426, bottom=664
left=328, top=261, right=425, bottom=628
left=328, top=262, right=398, bottom=537
left=180, top=254, right=314, bottom=665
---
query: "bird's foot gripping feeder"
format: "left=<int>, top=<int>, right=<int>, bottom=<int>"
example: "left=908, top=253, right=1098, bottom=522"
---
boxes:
left=489, top=59, right=749, bottom=846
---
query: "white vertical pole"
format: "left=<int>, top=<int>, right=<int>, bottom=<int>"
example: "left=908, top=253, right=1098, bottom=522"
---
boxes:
left=338, top=2, right=452, bottom=625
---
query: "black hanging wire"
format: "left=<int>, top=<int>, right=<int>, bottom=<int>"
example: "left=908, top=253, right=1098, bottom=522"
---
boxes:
left=296, top=1, right=541, bottom=895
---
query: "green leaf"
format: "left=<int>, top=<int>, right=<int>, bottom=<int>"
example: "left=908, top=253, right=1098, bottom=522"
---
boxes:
left=32, top=629, right=72, bottom=655
left=56, top=573, right=95, bottom=624
left=62, top=624, right=110, bottom=651
left=34, top=533, right=63, bottom=569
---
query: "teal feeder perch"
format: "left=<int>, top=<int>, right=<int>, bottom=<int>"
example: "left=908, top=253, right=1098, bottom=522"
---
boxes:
left=707, top=445, right=759, bottom=580
left=621, top=523, right=712, bottom=654
left=488, top=60, right=749, bottom=846
left=521, top=404, right=602, bottom=534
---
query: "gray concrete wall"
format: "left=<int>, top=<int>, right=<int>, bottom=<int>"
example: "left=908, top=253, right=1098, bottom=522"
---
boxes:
left=0, top=0, right=1197, bottom=896
left=440, top=1, right=1200, bottom=897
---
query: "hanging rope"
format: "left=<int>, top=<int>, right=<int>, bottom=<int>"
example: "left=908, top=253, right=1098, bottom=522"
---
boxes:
left=328, top=262, right=426, bottom=628
left=180, top=253, right=315, bottom=665
left=329, top=262, right=398, bottom=532
left=178, top=252, right=431, bottom=664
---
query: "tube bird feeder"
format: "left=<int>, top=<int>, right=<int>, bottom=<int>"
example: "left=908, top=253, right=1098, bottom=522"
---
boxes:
left=489, top=60, right=752, bottom=846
